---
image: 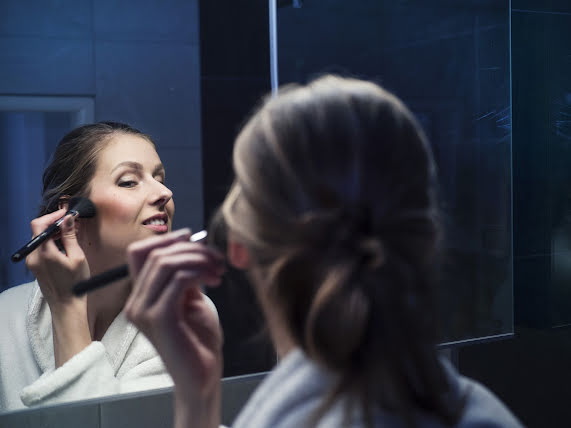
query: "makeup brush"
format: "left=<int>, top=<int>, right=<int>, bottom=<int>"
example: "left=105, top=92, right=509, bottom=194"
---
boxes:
left=72, top=230, right=208, bottom=296
left=11, top=197, right=97, bottom=263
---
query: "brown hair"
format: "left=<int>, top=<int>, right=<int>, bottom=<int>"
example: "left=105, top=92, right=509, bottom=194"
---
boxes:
left=39, top=121, right=153, bottom=216
left=223, top=75, right=463, bottom=426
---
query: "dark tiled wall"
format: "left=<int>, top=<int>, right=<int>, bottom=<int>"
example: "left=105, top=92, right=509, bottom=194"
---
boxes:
left=202, top=1, right=571, bottom=424
left=459, top=2, right=571, bottom=427
left=0, top=1, right=204, bottom=290
left=199, top=0, right=516, bottom=376
left=276, top=0, right=512, bottom=344
left=199, top=0, right=277, bottom=377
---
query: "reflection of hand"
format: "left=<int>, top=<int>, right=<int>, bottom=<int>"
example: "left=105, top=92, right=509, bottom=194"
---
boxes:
left=26, top=208, right=90, bottom=307
left=25, top=209, right=91, bottom=366
left=125, top=229, right=225, bottom=428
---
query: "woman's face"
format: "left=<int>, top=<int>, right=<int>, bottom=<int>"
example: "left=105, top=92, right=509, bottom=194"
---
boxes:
left=79, top=133, right=175, bottom=270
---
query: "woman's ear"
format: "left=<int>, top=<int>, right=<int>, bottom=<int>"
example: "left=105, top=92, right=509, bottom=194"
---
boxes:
left=227, top=238, right=251, bottom=269
left=57, top=196, right=80, bottom=234
left=57, top=196, right=70, bottom=211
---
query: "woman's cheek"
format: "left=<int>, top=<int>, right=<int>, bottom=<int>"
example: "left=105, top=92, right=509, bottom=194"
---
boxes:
left=94, top=194, right=137, bottom=225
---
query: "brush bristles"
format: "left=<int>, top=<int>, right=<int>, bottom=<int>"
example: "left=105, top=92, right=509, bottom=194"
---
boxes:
left=69, top=197, right=97, bottom=218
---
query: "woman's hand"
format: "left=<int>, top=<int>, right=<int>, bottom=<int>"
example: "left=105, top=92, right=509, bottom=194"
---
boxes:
left=26, top=208, right=90, bottom=307
left=125, top=229, right=225, bottom=428
left=25, top=209, right=92, bottom=366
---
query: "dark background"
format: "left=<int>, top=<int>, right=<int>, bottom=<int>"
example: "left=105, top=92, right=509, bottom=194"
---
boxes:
left=200, top=0, right=514, bottom=375
left=200, top=0, right=571, bottom=426
left=276, top=0, right=512, bottom=346
left=459, top=2, right=571, bottom=427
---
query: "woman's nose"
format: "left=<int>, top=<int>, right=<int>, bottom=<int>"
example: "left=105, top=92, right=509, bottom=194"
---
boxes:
left=151, top=182, right=173, bottom=207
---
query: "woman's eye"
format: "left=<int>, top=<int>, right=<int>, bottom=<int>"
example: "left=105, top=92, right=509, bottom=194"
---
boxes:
left=118, top=180, right=137, bottom=188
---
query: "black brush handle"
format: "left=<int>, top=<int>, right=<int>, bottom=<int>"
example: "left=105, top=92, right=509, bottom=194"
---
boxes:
left=11, top=197, right=96, bottom=263
left=72, top=265, right=129, bottom=296
left=71, top=230, right=208, bottom=296
left=11, top=223, right=60, bottom=262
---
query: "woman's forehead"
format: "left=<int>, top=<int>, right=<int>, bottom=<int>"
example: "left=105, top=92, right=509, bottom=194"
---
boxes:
left=96, top=134, right=160, bottom=171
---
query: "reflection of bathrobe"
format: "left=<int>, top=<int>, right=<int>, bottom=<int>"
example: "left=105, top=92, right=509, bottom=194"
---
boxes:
left=231, top=348, right=524, bottom=428
left=0, top=281, right=214, bottom=412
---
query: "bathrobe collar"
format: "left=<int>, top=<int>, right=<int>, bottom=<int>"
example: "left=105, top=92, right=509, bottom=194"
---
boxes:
left=26, top=281, right=137, bottom=374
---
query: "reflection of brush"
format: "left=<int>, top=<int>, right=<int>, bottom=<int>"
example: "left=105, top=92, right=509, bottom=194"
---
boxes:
left=72, top=230, right=208, bottom=296
left=11, top=197, right=97, bottom=263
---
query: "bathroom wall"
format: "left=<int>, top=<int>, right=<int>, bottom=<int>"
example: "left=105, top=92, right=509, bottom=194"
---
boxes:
left=275, top=0, right=512, bottom=347
left=0, top=0, right=203, bottom=292
left=458, top=1, right=571, bottom=426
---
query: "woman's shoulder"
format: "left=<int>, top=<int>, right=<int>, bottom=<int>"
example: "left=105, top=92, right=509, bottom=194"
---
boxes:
left=448, top=362, right=524, bottom=427
left=0, top=281, right=37, bottom=312
left=0, top=281, right=37, bottom=338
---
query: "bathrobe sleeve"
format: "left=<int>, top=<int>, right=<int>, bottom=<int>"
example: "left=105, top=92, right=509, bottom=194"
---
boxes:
left=19, top=292, right=218, bottom=408
left=20, top=340, right=172, bottom=407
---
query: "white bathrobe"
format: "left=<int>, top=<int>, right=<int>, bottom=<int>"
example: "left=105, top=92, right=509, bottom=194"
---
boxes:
left=0, top=281, right=214, bottom=412
left=231, top=348, right=524, bottom=428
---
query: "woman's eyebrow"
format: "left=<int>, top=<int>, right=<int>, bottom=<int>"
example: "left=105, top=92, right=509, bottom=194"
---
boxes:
left=111, top=161, right=143, bottom=173
left=153, top=164, right=165, bottom=175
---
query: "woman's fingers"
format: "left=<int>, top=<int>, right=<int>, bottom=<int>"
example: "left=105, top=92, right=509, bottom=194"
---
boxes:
left=128, top=228, right=192, bottom=274
left=127, top=230, right=224, bottom=300
left=24, top=208, right=90, bottom=306
left=135, top=269, right=222, bottom=382
left=26, top=208, right=74, bottom=270
left=132, top=246, right=222, bottom=310
left=58, top=214, right=87, bottom=267
left=126, top=231, right=225, bottom=322
left=128, top=243, right=224, bottom=315
left=126, top=229, right=192, bottom=311
left=28, top=208, right=67, bottom=236
left=178, top=286, right=223, bottom=354
left=124, top=230, right=225, bottom=404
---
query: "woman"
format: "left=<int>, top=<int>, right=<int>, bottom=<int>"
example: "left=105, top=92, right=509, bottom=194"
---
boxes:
left=125, top=76, right=522, bottom=427
left=0, top=122, right=215, bottom=412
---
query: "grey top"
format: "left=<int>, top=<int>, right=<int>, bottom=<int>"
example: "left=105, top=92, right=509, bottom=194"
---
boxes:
left=231, top=348, right=525, bottom=428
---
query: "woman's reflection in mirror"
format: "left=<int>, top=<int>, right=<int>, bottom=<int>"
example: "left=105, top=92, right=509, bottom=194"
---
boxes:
left=0, top=121, right=217, bottom=412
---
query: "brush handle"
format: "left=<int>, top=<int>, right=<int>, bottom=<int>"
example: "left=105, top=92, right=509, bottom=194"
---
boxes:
left=72, top=265, right=129, bottom=296
left=71, top=230, right=208, bottom=296
left=11, top=197, right=95, bottom=263
left=11, top=218, right=67, bottom=263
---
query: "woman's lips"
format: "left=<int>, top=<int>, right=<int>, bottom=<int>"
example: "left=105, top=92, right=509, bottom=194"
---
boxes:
left=142, top=216, right=168, bottom=233
left=143, top=223, right=168, bottom=233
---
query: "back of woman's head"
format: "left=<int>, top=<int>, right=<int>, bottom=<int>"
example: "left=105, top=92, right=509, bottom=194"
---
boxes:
left=39, top=121, right=152, bottom=216
left=223, top=75, right=461, bottom=425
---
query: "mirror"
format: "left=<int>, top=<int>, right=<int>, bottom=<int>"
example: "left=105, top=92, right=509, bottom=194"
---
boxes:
left=0, top=0, right=513, bottom=417
left=275, top=0, right=513, bottom=345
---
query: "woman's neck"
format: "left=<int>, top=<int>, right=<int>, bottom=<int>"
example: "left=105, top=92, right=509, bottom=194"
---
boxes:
left=82, top=244, right=131, bottom=340
left=86, top=277, right=131, bottom=341
left=267, top=315, right=296, bottom=359
left=247, top=268, right=297, bottom=359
